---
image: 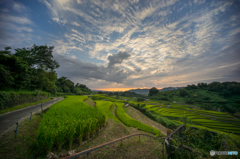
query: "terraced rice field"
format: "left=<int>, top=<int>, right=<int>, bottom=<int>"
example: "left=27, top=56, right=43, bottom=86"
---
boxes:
left=153, top=107, right=208, bottom=119
left=36, top=96, right=106, bottom=152
left=115, top=102, right=161, bottom=136
left=186, top=108, right=234, bottom=118
left=95, top=100, right=120, bottom=121
left=144, top=104, right=240, bottom=135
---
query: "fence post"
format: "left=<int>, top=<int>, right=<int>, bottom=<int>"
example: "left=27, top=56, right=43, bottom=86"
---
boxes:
left=180, top=137, right=183, bottom=149
left=14, top=122, right=18, bottom=138
left=41, top=102, right=43, bottom=113
left=162, top=142, right=164, bottom=159
left=30, top=112, right=32, bottom=121
left=168, top=138, right=171, bottom=159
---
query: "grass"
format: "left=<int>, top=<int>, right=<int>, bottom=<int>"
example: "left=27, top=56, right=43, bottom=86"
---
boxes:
left=36, top=96, right=106, bottom=153
left=83, top=98, right=96, bottom=107
left=173, top=120, right=240, bottom=141
left=95, top=100, right=120, bottom=122
left=0, top=98, right=53, bottom=115
left=141, top=98, right=240, bottom=135
left=115, top=102, right=161, bottom=136
left=0, top=112, right=46, bottom=159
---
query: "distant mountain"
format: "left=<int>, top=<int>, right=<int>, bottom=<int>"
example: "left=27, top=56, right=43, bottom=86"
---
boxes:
left=129, top=87, right=184, bottom=95
left=91, top=90, right=110, bottom=92
left=128, top=89, right=149, bottom=95
left=159, top=87, right=185, bottom=92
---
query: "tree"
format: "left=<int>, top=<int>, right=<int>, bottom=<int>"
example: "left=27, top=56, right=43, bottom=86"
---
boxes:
left=137, top=98, right=144, bottom=102
left=0, top=47, right=31, bottom=90
left=14, top=44, right=59, bottom=70
left=197, top=83, right=208, bottom=89
left=148, top=87, right=159, bottom=96
left=179, top=89, right=189, bottom=97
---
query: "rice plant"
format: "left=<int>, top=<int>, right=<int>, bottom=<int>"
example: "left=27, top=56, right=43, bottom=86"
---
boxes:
left=36, top=96, right=106, bottom=152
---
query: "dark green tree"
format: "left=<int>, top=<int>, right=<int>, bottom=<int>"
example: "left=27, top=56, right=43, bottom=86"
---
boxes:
left=179, top=89, right=189, bottom=97
left=148, top=87, right=159, bottom=96
left=14, top=44, right=59, bottom=70
left=0, top=47, right=31, bottom=90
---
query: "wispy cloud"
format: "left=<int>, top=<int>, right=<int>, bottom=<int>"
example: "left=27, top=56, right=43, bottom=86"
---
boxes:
left=1, top=0, right=240, bottom=89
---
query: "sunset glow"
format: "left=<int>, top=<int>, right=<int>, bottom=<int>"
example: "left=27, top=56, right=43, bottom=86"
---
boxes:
left=94, top=87, right=163, bottom=92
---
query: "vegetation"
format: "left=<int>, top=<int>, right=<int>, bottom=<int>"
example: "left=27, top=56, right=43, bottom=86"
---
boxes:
left=95, top=100, right=120, bottom=121
left=143, top=103, right=240, bottom=135
left=148, top=87, right=159, bottom=96
left=170, top=126, right=240, bottom=159
left=36, top=96, right=106, bottom=153
left=0, top=97, right=52, bottom=115
left=0, top=90, right=50, bottom=110
left=0, top=45, right=91, bottom=109
left=148, top=81, right=240, bottom=115
left=115, top=102, right=161, bottom=136
left=0, top=45, right=59, bottom=93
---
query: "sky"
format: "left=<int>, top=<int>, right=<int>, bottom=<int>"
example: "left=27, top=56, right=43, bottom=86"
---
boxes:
left=0, top=0, right=240, bottom=91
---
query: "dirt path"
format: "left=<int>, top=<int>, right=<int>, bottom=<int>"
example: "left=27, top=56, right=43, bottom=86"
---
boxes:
left=126, top=106, right=168, bottom=136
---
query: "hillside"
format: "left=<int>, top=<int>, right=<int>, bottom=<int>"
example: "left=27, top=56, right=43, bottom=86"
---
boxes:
left=129, top=87, right=184, bottom=95
left=149, top=82, right=240, bottom=115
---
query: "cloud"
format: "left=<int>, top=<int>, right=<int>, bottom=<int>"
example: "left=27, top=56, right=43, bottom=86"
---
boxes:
left=0, top=14, right=33, bottom=25
left=13, top=2, right=28, bottom=13
left=72, top=21, right=80, bottom=26
left=54, top=53, right=130, bottom=83
left=1, top=0, right=240, bottom=89
left=0, top=8, right=9, bottom=12
left=107, top=51, right=131, bottom=68
left=52, top=17, right=67, bottom=25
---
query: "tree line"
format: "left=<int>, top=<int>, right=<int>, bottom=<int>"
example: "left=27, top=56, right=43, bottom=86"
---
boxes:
left=0, top=45, right=91, bottom=95
left=148, top=82, right=240, bottom=97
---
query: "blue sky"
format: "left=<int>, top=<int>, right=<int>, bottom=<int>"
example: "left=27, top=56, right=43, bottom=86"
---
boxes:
left=0, top=0, right=240, bottom=91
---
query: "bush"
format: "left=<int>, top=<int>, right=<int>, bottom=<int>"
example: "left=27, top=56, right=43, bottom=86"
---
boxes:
left=0, top=90, right=49, bottom=110
left=186, top=100, right=194, bottom=104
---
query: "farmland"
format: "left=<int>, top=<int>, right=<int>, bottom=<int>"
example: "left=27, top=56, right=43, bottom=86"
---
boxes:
left=36, top=96, right=106, bottom=152
left=115, top=102, right=161, bottom=136
left=92, top=94, right=240, bottom=136
left=143, top=102, right=240, bottom=135
left=1, top=93, right=240, bottom=159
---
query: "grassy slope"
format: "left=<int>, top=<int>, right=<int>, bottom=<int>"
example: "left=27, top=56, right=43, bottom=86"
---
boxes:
left=115, top=102, right=162, bottom=136
left=95, top=100, right=120, bottom=122
left=124, top=106, right=168, bottom=136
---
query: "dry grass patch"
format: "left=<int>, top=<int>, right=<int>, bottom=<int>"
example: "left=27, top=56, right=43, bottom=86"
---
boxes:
left=84, top=98, right=96, bottom=107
